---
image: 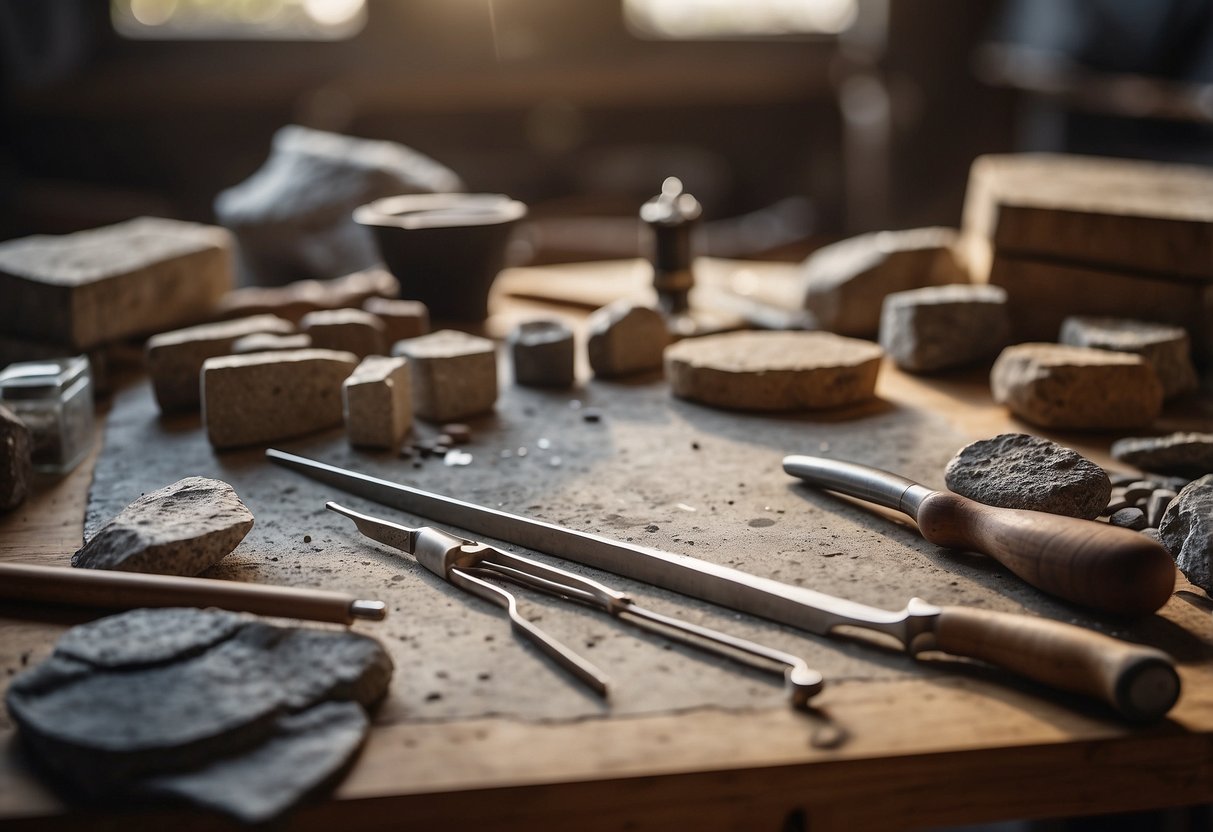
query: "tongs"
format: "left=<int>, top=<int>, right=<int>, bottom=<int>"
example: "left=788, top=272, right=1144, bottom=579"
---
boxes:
left=327, top=502, right=823, bottom=707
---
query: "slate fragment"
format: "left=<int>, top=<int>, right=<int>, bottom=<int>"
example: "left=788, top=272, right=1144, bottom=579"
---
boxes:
left=1111, top=433, right=1213, bottom=480
left=944, top=433, right=1111, bottom=519
left=72, top=477, right=254, bottom=576
left=5, top=608, right=392, bottom=823
left=1160, top=475, right=1213, bottom=593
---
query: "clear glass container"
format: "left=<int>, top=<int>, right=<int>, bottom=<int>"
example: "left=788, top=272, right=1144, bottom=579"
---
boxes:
left=0, top=356, right=94, bottom=474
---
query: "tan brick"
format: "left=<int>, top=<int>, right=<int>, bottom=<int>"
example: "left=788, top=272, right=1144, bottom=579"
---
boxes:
left=392, top=330, right=496, bottom=422
left=301, top=308, right=386, bottom=358
left=342, top=356, right=412, bottom=449
left=363, top=297, right=429, bottom=346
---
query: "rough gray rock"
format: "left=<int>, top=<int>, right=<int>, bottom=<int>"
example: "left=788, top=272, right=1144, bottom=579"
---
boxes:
left=587, top=302, right=670, bottom=378
left=879, top=284, right=1009, bottom=373
left=944, top=433, right=1112, bottom=519
left=799, top=227, right=965, bottom=337
left=1160, top=475, right=1213, bottom=593
left=1111, top=433, right=1213, bottom=480
left=0, top=404, right=32, bottom=511
left=1059, top=316, right=1198, bottom=400
left=509, top=319, right=576, bottom=388
left=214, top=126, right=463, bottom=285
left=5, top=607, right=392, bottom=823
left=72, top=477, right=254, bottom=575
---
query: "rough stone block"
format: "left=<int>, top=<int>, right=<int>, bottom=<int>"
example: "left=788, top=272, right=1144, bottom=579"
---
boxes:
left=508, top=319, right=575, bottom=388
left=664, top=331, right=884, bottom=411
left=0, top=217, right=233, bottom=349
left=1059, top=316, right=1198, bottom=399
left=72, top=477, right=254, bottom=576
left=799, top=227, right=965, bottom=337
left=342, top=356, right=412, bottom=449
left=212, top=267, right=400, bottom=323
left=586, top=302, right=669, bottom=378
left=202, top=349, right=358, bottom=449
left=146, top=314, right=295, bottom=412
left=0, top=404, right=32, bottom=511
left=363, top=297, right=429, bottom=346
left=230, top=332, right=312, bottom=355
left=1111, top=433, right=1213, bottom=480
left=879, top=284, right=1009, bottom=372
left=301, top=308, right=386, bottom=358
left=944, top=433, right=1111, bottom=519
left=1160, top=475, right=1213, bottom=593
left=392, top=330, right=497, bottom=422
left=989, top=343, right=1163, bottom=430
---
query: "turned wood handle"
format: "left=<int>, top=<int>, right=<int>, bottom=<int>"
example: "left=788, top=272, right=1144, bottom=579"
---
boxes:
left=929, top=606, right=1180, bottom=721
left=916, top=492, right=1176, bottom=616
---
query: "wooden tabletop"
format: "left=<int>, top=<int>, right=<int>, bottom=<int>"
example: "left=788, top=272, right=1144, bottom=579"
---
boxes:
left=2, top=260, right=1212, bottom=831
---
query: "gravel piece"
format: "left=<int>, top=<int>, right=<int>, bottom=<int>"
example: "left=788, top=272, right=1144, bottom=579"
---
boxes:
left=0, top=404, right=32, bottom=511
left=944, top=433, right=1111, bottom=519
left=392, top=329, right=497, bottom=422
left=1110, top=433, right=1213, bottom=480
left=878, top=284, right=1010, bottom=372
left=1159, top=475, right=1213, bottom=593
left=1109, top=506, right=1148, bottom=530
left=587, top=302, right=669, bottom=378
left=509, top=319, right=575, bottom=388
left=301, top=308, right=387, bottom=358
left=1059, top=316, right=1198, bottom=400
left=71, top=477, right=254, bottom=576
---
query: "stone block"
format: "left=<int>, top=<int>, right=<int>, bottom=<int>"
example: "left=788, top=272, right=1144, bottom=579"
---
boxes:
left=212, top=267, right=400, bottom=323
left=201, top=349, right=358, bottom=449
left=230, top=332, right=312, bottom=355
left=392, top=330, right=496, bottom=422
left=146, top=314, right=295, bottom=412
left=586, top=302, right=669, bottom=378
left=990, top=343, right=1163, bottom=430
left=300, top=308, right=386, bottom=358
left=342, top=356, right=412, bottom=449
left=363, top=297, right=429, bottom=346
left=0, top=404, right=32, bottom=511
left=0, top=217, right=233, bottom=349
left=879, top=284, right=1009, bottom=372
left=508, top=319, right=575, bottom=388
left=1059, top=316, right=1198, bottom=399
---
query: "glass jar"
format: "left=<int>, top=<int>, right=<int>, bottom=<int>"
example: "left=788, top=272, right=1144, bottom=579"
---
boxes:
left=0, top=356, right=94, bottom=474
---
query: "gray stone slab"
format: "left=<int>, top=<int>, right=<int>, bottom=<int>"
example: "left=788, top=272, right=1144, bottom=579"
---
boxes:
left=1060, top=316, right=1198, bottom=399
left=879, top=284, right=1009, bottom=373
left=1111, top=432, right=1213, bottom=480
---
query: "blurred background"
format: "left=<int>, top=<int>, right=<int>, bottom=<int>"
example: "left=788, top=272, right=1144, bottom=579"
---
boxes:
left=1, top=0, right=1211, bottom=262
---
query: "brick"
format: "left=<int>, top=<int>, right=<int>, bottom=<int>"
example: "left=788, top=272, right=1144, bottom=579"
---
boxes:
left=586, top=302, right=669, bottom=378
left=342, top=356, right=412, bottom=449
left=362, top=297, right=429, bottom=346
left=392, top=330, right=496, bottom=422
left=300, top=309, right=386, bottom=358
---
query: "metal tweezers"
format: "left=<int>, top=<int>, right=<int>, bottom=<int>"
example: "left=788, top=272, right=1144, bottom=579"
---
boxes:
left=327, top=501, right=823, bottom=708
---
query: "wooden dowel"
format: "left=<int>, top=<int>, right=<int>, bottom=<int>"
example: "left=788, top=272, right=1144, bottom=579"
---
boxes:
left=0, top=562, right=386, bottom=625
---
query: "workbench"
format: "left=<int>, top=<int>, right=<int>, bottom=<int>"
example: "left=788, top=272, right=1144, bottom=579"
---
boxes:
left=1, top=259, right=1212, bottom=831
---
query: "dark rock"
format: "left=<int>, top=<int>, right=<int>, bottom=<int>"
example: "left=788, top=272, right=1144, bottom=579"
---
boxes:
left=1159, top=475, right=1213, bottom=593
left=1109, top=506, right=1148, bottom=530
left=72, top=477, right=254, bottom=575
left=5, top=608, right=392, bottom=822
left=509, top=319, right=575, bottom=388
left=944, top=433, right=1111, bottom=519
left=0, top=404, right=32, bottom=511
left=1111, top=433, right=1213, bottom=480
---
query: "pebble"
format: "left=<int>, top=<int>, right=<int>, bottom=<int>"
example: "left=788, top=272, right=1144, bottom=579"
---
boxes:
left=1147, top=489, right=1177, bottom=528
left=586, top=302, right=670, bottom=378
left=1109, top=506, right=1148, bottom=530
left=0, top=404, right=33, bottom=511
left=878, top=283, right=1010, bottom=372
left=362, top=297, right=429, bottom=346
left=989, top=343, right=1163, bottom=430
left=1159, top=474, right=1213, bottom=593
left=664, top=331, right=884, bottom=411
left=442, top=423, right=471, bottom=444
left=300, top=308, right=387, bottom=358
left=4, top=608, right=392, bottom=823
left=1110, top=433, right=1213, bottom=480
left=1059, top=316, right=1198, bottom=400
left=342, top=355, right=412, bottom=450
left=799, top=227, right=965, bottom=337
left=392, top=329, right=497, bottom=422
left=943, top=433, right=1111, bottom=519
left=509, top=319, right=576, bottom=388
left=582, top=409, right=602, bottom=423
left=229, top=332, right=312, bottom=355
left=71, top=477, right=253, bottom=576
left=212, top=267, right=400, bottom=323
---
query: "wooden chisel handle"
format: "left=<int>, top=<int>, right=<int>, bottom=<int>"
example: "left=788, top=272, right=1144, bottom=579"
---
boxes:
left=924, top=605, right=1180, bottom=721
left=916, top=492, right=1176, bottom=616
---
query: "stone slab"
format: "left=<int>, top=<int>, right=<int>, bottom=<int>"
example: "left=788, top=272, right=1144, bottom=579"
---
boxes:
left=879, top=284, right=1009, bottom=373
left=301, top=308, right=386, bottom=358
left=1059, top=316, right=1198, bottom=399
left=1112, top=433, right=1213, bottom=480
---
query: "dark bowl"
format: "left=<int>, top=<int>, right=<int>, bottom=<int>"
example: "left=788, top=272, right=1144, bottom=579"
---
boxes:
left=355, top=193, right=527, bottom=322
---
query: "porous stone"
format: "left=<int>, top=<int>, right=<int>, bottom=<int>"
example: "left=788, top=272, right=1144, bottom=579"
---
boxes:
left=586, top=302, right=670, bottom=378
left=1110, top=433, right=1213, bottom=480
left=212, top=267, right=400, bottom=323
left=145, top=314, right=295, bottom=412
left=664, top=331, right=884, bottom=412
left=0, top=404, right=33, bottom=511
left=1059, top=316, right=1198, bottom=399
left=230, top=332, right=313, bottom=355
left=943, top=433, right=1112, bottom=520
left=71, top=477, right=254, bottom=576
left=392, top=330, right=497, bottom=422
left=214, top=125, right=463, bottom=284
left=1159, top=475, right=1213, bottom=593
left=343, top=355, right=412, bottom=449
left=989, top=343, right=1163, bottom=430
left=799, top=227, right=965, bottom=337
left=879, top=284, right=1009, bottom=372
left=363, top=297, right=429, bottom=346
left=202, top=349, right=358, bottom=449
left=5, top=608, right=391, bottom=823
left=300, top=308, right=386, bottom=358
left=509, top=319, right=575, bottom=388
left=0, top=217, right=233, bottom=349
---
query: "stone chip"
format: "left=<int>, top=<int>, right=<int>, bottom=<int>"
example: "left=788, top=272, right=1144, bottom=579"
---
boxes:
left=1159, top=475, right=1213, bottom=594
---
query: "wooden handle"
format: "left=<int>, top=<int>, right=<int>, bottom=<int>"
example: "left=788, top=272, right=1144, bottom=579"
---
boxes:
left=929, top=606, right=1180, bottom=721
left=915, top=492, right=1175, bottom=616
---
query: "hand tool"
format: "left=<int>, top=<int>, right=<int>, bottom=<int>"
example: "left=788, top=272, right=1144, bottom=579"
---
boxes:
left=0, top=561, right=386, bottom=624
left=327, top=501, right=823, bottom=707
left=782, top=455, right=1176, bottom=616
left=267, top=448, right=1181, bottom=720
